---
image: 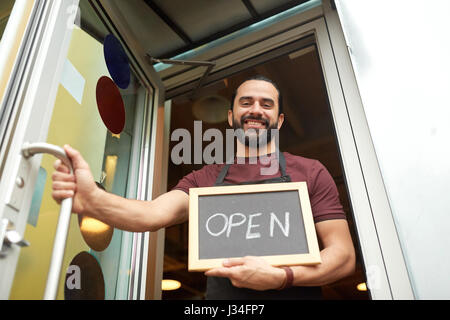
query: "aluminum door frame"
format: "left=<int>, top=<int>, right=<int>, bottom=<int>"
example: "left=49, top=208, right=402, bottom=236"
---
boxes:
left=153, top=2, right=414, bottom=299
left=0, top=0, right=167, bottom=300
left=322, top=0, right=414, bottom=299
left=0, top=0, right=79, bottom=299
left=96, top=0, right=168, bottom=300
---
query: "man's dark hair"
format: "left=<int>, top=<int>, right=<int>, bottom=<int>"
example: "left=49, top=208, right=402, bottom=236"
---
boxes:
left=230, top=75, right=283, bottom=115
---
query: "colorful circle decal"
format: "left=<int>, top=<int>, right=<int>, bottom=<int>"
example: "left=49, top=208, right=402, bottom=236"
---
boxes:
left=103, top=34, right=130, bottom=89
left=78, top=183, right=113, bottom=251
left=96, top=76, right=125, bottom=134
left=64, top=251, right=105, bottom=300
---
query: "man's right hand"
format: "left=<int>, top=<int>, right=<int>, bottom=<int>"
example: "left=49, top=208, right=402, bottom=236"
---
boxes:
left=52, top=145, right=190, bottom=232
left=51, top=145, right=102, bottom=215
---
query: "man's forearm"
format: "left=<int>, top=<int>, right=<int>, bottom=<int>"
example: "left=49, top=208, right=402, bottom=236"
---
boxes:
left=82, top=189, right=189, bottom=232
left=290, top=245, right=355, bottom=287
left=82, top=190, right=154, bottom=232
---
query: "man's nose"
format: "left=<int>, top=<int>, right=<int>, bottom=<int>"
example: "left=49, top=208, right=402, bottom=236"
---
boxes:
left=248, top=101, right=264, bottom=115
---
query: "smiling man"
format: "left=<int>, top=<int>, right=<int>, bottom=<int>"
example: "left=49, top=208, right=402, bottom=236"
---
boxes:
left=51, top=75, right=355, bottom=300
left=230, top=77, right=284, bottom=153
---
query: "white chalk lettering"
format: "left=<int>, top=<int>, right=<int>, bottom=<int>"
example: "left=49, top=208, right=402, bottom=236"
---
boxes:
left=205, top=211, right=291, bottom=239
left=246, top=213, right=262, bottom=239
left=205, top=213, right=228, bottom=236
left=226, top=213, right=246, bottom=237
left=270, top=212, right=290, bottom=237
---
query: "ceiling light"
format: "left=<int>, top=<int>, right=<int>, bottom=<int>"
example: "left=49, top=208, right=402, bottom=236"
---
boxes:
left=357, top=282, right=367, bottom=291
left=192, top=95, right=229, bottom=124
left=162, top=279, right=181, bottom=291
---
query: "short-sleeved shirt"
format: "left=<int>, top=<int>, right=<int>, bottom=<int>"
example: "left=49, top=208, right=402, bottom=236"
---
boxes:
left=172, top=152, right=345, bottom=223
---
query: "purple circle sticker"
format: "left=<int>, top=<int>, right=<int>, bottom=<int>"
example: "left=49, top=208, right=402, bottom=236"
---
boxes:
left=103, top=34, right=130, bottom=89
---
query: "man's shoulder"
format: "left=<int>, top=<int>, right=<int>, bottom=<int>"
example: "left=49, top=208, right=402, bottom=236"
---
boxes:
left=282, top=151, right=320, bottom=167
left=189, top=163, right=224, bottom=183
left=173, top=163, right=224, bottom=192
left=282, top=151, right=329, bottom=180
left=194, top=162, right=224, bottom=173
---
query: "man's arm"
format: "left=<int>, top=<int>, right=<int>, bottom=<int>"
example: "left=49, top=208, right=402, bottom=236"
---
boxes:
left=85, top=189, right=189, bottom=232
left=52, top=145, right=189, bottom=232
left=204, top=219, right=355, bottom=290
left=289, top=219, right=356, bottom=286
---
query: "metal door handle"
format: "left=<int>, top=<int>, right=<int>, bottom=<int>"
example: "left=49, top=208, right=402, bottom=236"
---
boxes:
left=21, top=142, right=73, bottom=300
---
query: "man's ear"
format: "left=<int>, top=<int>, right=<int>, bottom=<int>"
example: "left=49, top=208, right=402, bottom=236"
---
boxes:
left=228, top=110, right=233, bottom=127
left=277, top=113, right=285, bottom=130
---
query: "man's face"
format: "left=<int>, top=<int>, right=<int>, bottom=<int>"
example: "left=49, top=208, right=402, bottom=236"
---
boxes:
left=228, top=80, right=284, bottom=146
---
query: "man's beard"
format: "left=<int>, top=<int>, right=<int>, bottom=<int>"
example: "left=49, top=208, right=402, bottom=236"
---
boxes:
left=232, top=114, right=279, bottom=148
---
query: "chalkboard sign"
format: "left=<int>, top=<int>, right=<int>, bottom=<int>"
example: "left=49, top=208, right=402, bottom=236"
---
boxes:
left=188, top=182, right=321, bottom=271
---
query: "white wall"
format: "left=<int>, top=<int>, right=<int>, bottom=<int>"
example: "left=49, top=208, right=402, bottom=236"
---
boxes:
left=335, top=0, right=450, bottom=299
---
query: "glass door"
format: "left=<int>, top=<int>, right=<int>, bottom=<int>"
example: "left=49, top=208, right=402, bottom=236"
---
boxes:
left=0, top=0, right=16, bottom=41
left=0, top=0, right=163, bottom=300
left=155, top=6, right=412, bottom=298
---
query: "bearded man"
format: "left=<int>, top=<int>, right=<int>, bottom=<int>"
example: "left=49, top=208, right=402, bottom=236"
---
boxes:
left=51, top=75, right=355, bottom=299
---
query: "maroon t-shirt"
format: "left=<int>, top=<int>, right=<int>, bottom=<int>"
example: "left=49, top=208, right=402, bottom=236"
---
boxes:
left=172, top=152, right=345, bottom=223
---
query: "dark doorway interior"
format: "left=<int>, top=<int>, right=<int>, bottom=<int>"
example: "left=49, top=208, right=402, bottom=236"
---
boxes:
left=162, top=40, right=369, bottom=300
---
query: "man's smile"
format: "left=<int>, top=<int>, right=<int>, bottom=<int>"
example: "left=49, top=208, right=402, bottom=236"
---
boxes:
left=244, top=119, right=267, bottom=129
left=241, top=115, right=269, bottom=131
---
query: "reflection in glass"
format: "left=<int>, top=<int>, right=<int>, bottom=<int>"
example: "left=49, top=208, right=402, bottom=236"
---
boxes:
left=78, top=183, right=113, bottom=252
left=78, top=0, right=147, bottom=300
left=10, top=0, right=147, bottom=300
left=92, top=70, right=144, bottom=299
left=79, top=216, right=114, bottom=251
left=0, top=0, right=15, bottom=42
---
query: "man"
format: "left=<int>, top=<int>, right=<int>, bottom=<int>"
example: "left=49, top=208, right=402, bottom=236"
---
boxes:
left=52, top=75, right=355, bottom=299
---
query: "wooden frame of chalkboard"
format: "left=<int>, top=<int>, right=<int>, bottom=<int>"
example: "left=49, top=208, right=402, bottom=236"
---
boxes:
left=188, top=182, right=321, bottom=271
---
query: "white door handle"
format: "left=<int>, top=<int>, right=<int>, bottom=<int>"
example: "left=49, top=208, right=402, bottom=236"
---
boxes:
left=21, top=142, right=73, bottom=300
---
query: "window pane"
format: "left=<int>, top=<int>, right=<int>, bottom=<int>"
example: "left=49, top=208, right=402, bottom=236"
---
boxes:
left=0, top=0, right=15, bottom=42
left=10, top=0, right=148, bottom=300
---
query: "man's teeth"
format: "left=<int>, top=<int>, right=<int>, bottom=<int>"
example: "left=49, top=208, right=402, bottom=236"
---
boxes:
left=247, top=121, right=264, bottom=126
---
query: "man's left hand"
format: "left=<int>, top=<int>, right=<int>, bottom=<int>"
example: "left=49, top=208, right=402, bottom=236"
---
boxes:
left=204, top=256, right=286, bottom=291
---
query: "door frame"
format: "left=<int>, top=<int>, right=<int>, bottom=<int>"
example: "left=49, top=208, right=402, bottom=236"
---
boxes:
left=0, top=0, right=36, bottom=165
left=0, top=0, right=166, bottom=300
left=96, top=0, right=168, bottom=300
left=0, top=0, right=80, bottom=299
left=153, top=0, right=414, bottom=300
left=322, top=1, right=414, bottom=299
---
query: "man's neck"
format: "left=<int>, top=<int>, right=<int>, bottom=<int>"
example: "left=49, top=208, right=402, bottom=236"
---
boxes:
left=235, top=140, right=277, bottom=158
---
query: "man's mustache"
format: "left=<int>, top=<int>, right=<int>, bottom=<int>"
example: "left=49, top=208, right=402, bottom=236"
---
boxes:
left=240, top=115, right=269, bottom=127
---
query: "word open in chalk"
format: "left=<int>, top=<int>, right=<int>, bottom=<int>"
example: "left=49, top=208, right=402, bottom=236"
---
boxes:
left=189, top=183, right=322, bottom=270
left=205, top=211, right=290, bottom=239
